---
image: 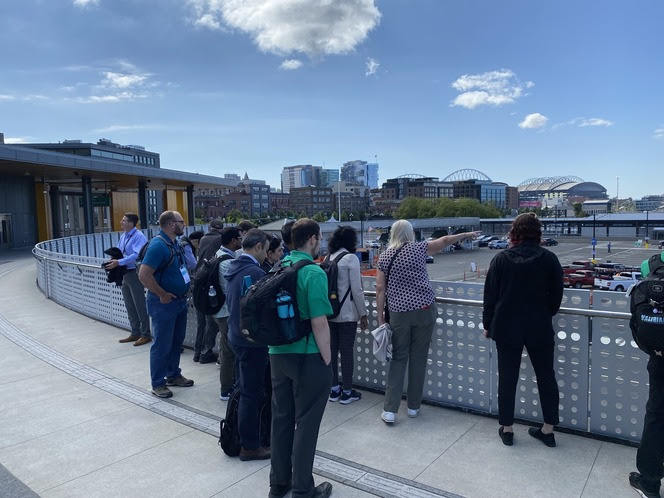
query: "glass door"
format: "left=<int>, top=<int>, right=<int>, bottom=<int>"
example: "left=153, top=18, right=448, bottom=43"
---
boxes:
left=0, top=214, right=12, bottom=248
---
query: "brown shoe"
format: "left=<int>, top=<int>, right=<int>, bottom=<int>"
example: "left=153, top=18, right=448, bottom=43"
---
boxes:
left=239, top=446, right=271, bottom=461
left=133, top=337, right=152, bottom=347
left=119, top=335, right=140, bottom=343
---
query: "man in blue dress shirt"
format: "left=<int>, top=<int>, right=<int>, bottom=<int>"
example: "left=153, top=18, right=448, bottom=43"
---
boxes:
left=105, top=212, right=151, bottom=346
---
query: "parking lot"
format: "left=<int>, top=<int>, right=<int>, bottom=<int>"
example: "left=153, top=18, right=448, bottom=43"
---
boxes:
left=423, top=238, right=662, bottom=283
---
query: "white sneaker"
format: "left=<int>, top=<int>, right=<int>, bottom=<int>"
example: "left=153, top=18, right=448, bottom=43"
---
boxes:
left=381, top=411, right=396, bottom=424
left=407, top=408, right=420, bottom=418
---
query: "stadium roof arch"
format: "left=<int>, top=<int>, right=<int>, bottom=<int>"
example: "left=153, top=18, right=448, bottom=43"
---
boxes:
left=442, top=169, right=492, bottom=182
left=518, top=176, right=584, bottom=192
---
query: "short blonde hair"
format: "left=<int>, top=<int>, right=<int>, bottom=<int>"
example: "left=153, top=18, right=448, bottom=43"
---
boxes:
left=388, top=219, right=415, bottom=249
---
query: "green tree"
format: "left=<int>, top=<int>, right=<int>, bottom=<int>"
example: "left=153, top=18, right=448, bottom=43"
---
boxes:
left=313, top=211, right=327, bottom=222
left=417, top=199, right=437, bottom=218
left=395, top=197, right=420, bottom=219
left=226, top=209, right=243, bottom=223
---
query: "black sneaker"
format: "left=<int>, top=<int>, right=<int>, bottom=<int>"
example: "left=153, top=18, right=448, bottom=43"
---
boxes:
left=629, top=472, right=661, bottom=498
left=268, top=483, right=292, bottom=498
left=313, top=481, right=332, bottom=498
left=528, top=427, right=556, bottom=447
left=199, top=351, right=219, bottom=364
left=329, top=388, right=341, bottom=402
left=499, top=426, right=513, bottom=446
left=220, top=389, right=232, bottom=401
left=340, top=389, right=362, bottom=405
left=193, top=354, right=200, bottom=362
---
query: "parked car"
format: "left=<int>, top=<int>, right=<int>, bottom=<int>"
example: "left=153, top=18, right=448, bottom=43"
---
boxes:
left=563, top=270, right=595, bottom=289
left=426, top=255, right=434, bottom=264
left=563, top=260, right=596, bottom=275
left=542, top=238, right=558, bottom=246
left=479, top=236, right=499, bottom=247
left=365, top=239, right=381, bottom=249
left=488, top=239, right=509, bottom=249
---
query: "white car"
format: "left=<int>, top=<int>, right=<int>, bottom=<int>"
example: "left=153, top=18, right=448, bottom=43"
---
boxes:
left=365, top=240, right=381, bottom=249
left=488, top=239, right=509, bottom=249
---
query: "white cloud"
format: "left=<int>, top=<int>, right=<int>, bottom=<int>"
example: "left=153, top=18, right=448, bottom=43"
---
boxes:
left=187, top=0, right=381, bottom=58
left=73, top=0, right=99, bottom=7
left=365, top=57, right=379, bottom=77
left=77, top=92, right=147, bottom=104
left=518, top=113, right=548, bottom=129
left=451, top=69, right=531, bottom=109
left=0, top=94, right=15, bottom=101
left=279, top=59, right=302, bottom=70
left=577, top=117, right=614, bottom=127
left=101, top=71, right=148, bottom=89
left=654, top=127, right=664, bottom=140
left=4, top=137, right=34, bottom=144
left=194, top=13, right=221, bottom=30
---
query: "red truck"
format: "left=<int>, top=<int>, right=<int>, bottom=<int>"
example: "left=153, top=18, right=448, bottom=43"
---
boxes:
left=563, top=270, right=596, bottom=289
left=562, top=261, right=596, bottom=276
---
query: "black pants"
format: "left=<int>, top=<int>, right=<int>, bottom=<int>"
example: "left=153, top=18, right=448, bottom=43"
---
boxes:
left=496, top=341, right=559, bottom=427
left=270, top=354, right=331, bottom=498
left=637, top=356, right=664, bottom=486
left=235, top=345, right=269, bottom=450
left=195, top=310, right=218, bottom=355
left=329, top=321, right=357, bottom=391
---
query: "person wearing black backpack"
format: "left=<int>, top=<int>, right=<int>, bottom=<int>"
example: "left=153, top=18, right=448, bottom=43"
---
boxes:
left=193, top=221, right=224, bottom=364
left=326, top=226, right=368, bottom=405
left=628, top=250, right=664, bottom=498
left=225, top=229, right=270, bottom=461
left=268, top=219, right=334, bottom=498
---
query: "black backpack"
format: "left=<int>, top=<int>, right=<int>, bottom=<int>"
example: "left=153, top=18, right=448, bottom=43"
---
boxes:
left=629, top=254, right=664, bottom=357
left=192, top=253, right=234, bottom=315
left=136, top=235, right=176, bottom=284
left=239, top=260, right=314, bottom=346
left=319, top=252, right=352, bottom=319
left=218, top=386, right=271, bottom=457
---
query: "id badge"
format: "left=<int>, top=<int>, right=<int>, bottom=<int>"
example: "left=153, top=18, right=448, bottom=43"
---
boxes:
left=180, top=265, right=191, bottom=284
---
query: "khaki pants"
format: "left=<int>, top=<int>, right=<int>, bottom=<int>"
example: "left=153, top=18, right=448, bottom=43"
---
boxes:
left=383, top=306, right=436, bottom=413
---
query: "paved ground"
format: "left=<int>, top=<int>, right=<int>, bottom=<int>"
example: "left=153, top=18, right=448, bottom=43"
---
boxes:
left=0, top=247, right=654, bottom=498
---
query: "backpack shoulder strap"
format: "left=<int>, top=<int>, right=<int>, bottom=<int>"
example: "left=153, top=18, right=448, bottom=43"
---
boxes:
left=648, top=254, right=664, bottom=275
left=333, top=251, right=349, bottom=264
left=151, top=234, right=176, bottom=274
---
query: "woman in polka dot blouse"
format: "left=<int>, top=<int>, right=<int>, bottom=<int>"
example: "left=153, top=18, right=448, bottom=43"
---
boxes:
left=376, top=220, right=479, bottom=424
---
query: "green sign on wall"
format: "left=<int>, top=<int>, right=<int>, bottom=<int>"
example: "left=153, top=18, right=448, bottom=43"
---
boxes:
left=78, top=194, right=110, bottom=207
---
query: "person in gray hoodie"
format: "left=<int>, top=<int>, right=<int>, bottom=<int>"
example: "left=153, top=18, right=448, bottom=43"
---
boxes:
left=224, top=229, right=270, bottom=461
left=483, top=213, right=563, bottom=447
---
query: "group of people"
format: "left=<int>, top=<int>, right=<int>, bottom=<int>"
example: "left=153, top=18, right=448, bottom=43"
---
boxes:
left=106, top=211, right=663, bottom=498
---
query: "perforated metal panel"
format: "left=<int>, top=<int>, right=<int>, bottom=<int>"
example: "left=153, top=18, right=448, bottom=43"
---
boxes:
left=590, top=290, right=648, bottom=441
left=489, top=289, right=591, bottom=431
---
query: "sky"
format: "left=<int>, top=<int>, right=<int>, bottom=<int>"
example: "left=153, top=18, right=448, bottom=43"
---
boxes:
left=1, top=0, right=663, bottom=199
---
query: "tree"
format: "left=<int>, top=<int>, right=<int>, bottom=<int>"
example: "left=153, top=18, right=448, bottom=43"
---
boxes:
left=313, top=211, right=327, bottom=222
left=395, top=197, right=420, bottom=219
left=226, top=209, right=244, bottom=223
left=573, top=203, right=587, bottom=218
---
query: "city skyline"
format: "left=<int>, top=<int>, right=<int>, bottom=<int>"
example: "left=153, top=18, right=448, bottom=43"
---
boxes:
left=2, top=1, right=662, bottom=199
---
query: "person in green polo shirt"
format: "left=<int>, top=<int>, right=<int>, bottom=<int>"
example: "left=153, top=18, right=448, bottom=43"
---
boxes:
left=268, top=219, right=333, bottom=498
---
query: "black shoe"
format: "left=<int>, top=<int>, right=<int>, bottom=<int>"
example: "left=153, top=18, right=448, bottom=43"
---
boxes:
left=340, top=389, right=362, bottom=405
left=528, top=427, right=556, bottom=447
left=629, top=472, right=661, bottom=498
left=199, top=350, right=219, bottom=364
left=268, top=483, right=292, bottom=498
left=313, top=482, right=332, bottom=498
left=499, top=426, right=513, bottom=446
left=193, top=354, right=200, bottom=362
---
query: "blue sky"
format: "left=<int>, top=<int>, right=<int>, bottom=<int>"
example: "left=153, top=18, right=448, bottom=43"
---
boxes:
left=2, top=0, right=662, bottom=199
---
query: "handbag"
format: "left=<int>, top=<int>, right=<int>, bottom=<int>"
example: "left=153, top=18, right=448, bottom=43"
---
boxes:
left=383, top=244, right=407, bottom=324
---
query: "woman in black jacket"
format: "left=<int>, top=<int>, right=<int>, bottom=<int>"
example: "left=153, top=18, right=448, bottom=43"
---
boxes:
left=483, top=213, right=564, bottom=447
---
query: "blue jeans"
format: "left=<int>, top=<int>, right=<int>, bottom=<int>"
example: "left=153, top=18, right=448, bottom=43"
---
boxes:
left=146, top=293, right=188, bottom=388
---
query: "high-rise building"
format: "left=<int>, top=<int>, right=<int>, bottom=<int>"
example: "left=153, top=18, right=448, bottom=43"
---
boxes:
left=280, top=165, right=322, bottom=193
left=341, top=160, right=379, bottom=188
left=320, top=168, right=340, bottom=187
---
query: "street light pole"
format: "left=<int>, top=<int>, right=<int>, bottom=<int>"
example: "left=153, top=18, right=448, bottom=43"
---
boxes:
left=646, top=210, right=650, bottom=248
left=592, top=213, right=596, bottom=262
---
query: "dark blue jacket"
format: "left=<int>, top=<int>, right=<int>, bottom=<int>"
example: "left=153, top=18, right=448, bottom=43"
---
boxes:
left=225, top=254, right=266, bottom=349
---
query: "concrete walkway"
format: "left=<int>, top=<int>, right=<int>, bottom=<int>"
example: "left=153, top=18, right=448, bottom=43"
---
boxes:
left=0, top=251, right=644, bottom=498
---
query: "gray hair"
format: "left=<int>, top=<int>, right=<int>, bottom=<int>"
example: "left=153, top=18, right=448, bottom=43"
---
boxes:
left=388, top=219, right=415, bottom=249
left=241, top=229, right=269, bottom=250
